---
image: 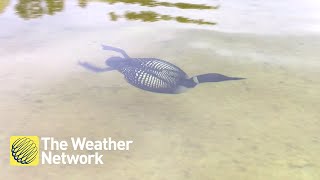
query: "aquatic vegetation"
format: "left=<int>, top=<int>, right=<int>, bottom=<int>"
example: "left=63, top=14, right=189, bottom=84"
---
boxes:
left=175, top=16, right=216, bottom=25
left=110, top=11, right=216, bottom=25
left=98, top=0, right=218, bottom=10
left=0, top=0, right=10, bottom=14
left=11, top=0, right=218, bottom=26
left=15, top=0, right=64, bottom=19
left=78, top=0, right=88, bottom=8
left=46, top=0, right=64, bottom=15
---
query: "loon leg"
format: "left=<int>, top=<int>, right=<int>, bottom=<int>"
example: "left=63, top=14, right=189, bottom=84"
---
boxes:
left=78, top=61, right=114, bottom=73
left=101, top=45, right=130, bottom=58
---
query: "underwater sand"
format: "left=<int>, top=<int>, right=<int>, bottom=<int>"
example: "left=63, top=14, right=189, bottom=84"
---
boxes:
left=1, top=26, right=320, bottom=179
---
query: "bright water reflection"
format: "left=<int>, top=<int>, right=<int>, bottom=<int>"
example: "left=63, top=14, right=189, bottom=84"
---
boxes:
left=11, top=0, right=218, bottom=26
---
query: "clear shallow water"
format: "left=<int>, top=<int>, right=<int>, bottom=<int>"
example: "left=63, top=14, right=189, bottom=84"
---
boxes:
left=1, top=1, right=320, bottom=180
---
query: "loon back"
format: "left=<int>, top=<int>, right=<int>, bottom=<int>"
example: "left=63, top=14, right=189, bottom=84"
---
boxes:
left=116, top=58, right=190, bottom=94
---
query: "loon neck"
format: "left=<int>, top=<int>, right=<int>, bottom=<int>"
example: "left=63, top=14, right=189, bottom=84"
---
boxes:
left=180, top=78, right=197, bottom=88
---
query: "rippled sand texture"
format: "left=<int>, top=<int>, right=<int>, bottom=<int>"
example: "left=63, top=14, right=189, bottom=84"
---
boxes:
left=1, top=26, right=319, bottom=180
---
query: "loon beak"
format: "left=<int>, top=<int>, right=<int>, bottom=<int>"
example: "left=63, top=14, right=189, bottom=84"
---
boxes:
left=195, top=73, right=245, bottom=83
left=229, top=77, right=245, bottom=80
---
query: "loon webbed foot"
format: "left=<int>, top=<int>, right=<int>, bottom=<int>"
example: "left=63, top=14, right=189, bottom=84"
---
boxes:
left=78, top=61, right=114, bottom=73
left=101, top=44, right=130, bottom=58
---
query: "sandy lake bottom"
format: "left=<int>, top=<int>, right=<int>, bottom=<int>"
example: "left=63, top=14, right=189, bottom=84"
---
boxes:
left=0, top=25, right=320, bottom=179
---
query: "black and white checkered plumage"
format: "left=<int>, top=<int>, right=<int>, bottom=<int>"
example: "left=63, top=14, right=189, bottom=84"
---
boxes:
left=117, top=58, right=189, bottom=94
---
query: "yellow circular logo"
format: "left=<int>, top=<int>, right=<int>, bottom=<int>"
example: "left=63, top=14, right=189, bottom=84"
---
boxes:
left=11, top=137, right=38, bottom=164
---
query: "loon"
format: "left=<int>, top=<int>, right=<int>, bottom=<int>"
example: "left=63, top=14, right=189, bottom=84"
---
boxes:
left=79, top=45, right=244, bottom=94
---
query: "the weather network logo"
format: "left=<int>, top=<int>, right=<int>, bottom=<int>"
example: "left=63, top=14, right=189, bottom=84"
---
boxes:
left=10, top=136, right=39, bottom=166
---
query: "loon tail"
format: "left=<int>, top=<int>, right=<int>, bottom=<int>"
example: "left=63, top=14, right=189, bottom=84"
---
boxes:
left=191, top=73, right=245, bottom=85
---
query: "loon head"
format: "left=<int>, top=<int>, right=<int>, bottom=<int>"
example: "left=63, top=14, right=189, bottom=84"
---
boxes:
left=106, top=56, right=126, bottom=69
